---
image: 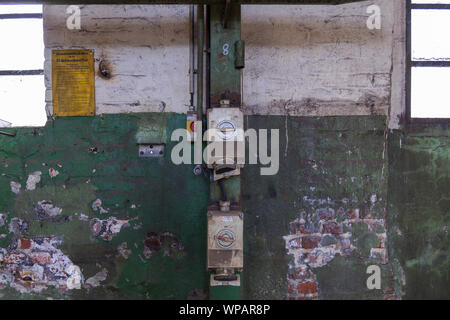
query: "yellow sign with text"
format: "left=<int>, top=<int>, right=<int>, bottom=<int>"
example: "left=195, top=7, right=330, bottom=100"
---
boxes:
left=52, top=50, right=95, bottom=116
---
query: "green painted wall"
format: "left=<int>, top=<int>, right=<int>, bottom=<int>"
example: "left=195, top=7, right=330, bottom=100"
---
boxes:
left=242, top=115, right=393, bottom=300
left=0, top=113, right=209, bottom=300
left=0, top=113, right=448, bottom=300
left=388, top=124, right=450, bottom=300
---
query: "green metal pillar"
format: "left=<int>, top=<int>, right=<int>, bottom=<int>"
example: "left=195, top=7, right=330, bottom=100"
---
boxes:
left=208, top=3, right=242, bottom=205
left=208, top=2, right=242, bottom=300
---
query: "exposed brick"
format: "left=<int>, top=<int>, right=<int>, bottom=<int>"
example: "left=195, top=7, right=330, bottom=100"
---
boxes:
left=298, top=296, right=319, bottom=301
left=322, top=222, right=343, bottom=235
left=288, top=238, right=302, bottom=249
left=360, top=210, right=375, bottom=219
left=337, top=207, right=346, bottom=220
left=290, top=222, right=314, bottom=235
left=29, top=252, right=52, bottom=265
left=301, top=236, right=321, bottom=249
left=4, top=253, right=25, bottom=264
left=19, top=238, right=32, bottom=250
left=317, top=208, right=335, bottom=221
left=340, top=238, right=352, bottom=251
left=289, top=266, right=313, bottom=281
left=297, top=281, right=317, bottom=295
left=287, top=282, right=295, bottom=294
left=289, top=222, right=301, bottom=235
left=298, top=225, right=314, bottom=235
left=346, top=209, right=359, bottom=220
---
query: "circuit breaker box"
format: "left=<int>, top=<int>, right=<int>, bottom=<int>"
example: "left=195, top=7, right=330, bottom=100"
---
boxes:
left=206, top=107, right=244, bottom=164
left=207, top=209, right=244, bottom=271
left=206, top=107, right=244, bottom=180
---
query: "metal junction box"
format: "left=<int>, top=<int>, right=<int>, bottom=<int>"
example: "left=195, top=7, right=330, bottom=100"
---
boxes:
left=207, top=209, right=244, bottom=271
left=206, top=107, right=245, bottom=168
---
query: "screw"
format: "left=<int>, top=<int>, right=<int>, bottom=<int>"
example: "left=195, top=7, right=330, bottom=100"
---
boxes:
left=193, top=165, right=202, bottom=176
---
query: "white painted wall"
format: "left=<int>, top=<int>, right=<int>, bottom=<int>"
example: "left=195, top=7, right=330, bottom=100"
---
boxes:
left=44, top=5, right=191, bottom=116
left=242, top=0, right=405, bottom=127
left=43, top=1, right=405, bottom=128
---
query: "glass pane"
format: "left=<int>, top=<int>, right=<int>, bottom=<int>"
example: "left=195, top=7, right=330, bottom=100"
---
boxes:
left=0, top=75, right=47, bottom=127
left=0, top=19, right=44, bottom=70
left=411, top=67, right=450, bottom=118
left=0, top=5, right=42, bottom=14
left=412, top=9, right=450, bottom=61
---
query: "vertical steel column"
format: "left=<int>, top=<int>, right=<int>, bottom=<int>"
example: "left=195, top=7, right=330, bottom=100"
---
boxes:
left=208, top=2, right=242, bottom=300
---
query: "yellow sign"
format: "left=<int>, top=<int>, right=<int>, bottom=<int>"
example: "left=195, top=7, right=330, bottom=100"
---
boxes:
left=52, top=50, right=95, bottom=116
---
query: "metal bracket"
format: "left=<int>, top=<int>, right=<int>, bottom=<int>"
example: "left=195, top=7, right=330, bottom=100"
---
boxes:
left=138, top=143, right=165, bottom=158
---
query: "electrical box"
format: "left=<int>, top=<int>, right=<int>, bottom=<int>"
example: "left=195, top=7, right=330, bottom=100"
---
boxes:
left=206, top=107, right=244, bottom=180
left=186, top=111, right=197, bottom=142
left=207, top=208, right=244, bottom=271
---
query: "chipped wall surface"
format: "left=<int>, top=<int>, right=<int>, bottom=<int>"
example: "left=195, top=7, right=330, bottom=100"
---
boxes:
left=0, top=114, right=209, bottom=299
left=43, top=1, right=406, bottom=128
left=242, top=115, right=397, bottom=300
left=1, top=1, right=447, bottom=300
left=0, top=115, right=448, bottom=299
left=388, top=125, right=450, bottom=300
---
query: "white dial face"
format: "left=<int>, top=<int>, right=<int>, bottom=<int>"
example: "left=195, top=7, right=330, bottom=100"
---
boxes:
left=216, top=229, right=235, bottom=248
left=217, top=120, right=236, bottom=140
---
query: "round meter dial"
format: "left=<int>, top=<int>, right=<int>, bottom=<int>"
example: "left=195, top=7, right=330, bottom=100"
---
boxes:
left=217, top=120, right=237, bottom=140
left=216, top=229, right=235, bottom=248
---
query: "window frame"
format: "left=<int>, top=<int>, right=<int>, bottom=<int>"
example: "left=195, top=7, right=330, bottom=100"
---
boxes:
left=0, top=11, right=43, bottom=77
left=406, top=0, right=450, bottom=124
left=0, top=8, right=44, bottom=129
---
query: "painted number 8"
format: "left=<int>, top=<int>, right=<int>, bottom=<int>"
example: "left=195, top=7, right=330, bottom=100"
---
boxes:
left=223, top=43, right=230, bottom=56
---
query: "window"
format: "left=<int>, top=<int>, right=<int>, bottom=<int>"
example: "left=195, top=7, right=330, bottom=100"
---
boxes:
left=0, top=4, right=46, bottom=127
left=408, top=0, right=450, bottom=121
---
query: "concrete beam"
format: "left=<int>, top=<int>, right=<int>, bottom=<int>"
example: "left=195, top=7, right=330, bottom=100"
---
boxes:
left=0, top=0, right=368, bottom=5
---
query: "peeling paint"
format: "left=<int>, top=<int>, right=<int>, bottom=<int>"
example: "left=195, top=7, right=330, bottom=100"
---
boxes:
left=78, top=214, right=89, bottom=221
left=117, top=242, right=131, bottom=260
left=0, top=213, right=7, bottom=227
left=0, top=237, right=83, bottom=293
left=284, top=208, right=388, bottom=300
left=36, top=201, right=63, bottom=217
left=8, top=218, right=28, bottom=235
left=85, top=268, right=108, bottom=288
left=0, top=113, right=209, bottom=299
left=26, top=172, right=42, bottom=191
left=143, top=232, right=185, bottom=259
left=10, top=181, right=21, bottom=194
left=49, top=168, right=59, bottom=178
left=91, top=199, right=109, bottom=214
left=90, top=217, right=130, bottom=241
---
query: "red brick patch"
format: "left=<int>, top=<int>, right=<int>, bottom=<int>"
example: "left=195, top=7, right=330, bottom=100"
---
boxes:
left=297, top=281, right=317, bottom=295
left=322, top=222, right=343, bottom=235
left=301, top=236, right=321, bottom=249
left=346, top=209, right=359, bottom=220
left=19, top=238, right=32, bottom=250
left=4, top=253, right=25, bottom=264
left=290, top=267, right=312, bottom=281
left=29, top=252, right=52, bottom=265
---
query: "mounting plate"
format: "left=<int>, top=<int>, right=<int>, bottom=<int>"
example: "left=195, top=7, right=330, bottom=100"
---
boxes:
left=138, top=144, right=165, bottom=158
